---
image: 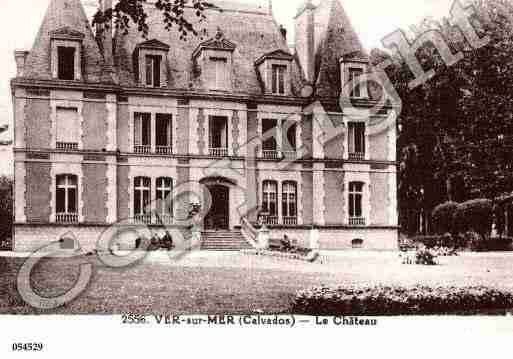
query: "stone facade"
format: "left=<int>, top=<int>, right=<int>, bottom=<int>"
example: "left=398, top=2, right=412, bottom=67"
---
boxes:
left=12, top=0, right=398, bottom=252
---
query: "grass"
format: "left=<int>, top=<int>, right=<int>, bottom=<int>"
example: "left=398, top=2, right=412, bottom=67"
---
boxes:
left=1, top=251, right=513, bottom=314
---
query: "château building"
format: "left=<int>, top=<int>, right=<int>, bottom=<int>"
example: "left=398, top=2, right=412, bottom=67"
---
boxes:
left=12, top=0, right=398, bottom=251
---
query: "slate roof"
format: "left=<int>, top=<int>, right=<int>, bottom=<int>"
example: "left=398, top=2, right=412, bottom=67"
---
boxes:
left=22, top=0, right=109, bottom=83
left=310, top=0, right=367, bottom=98
left=114, top=0, right=304, bottom=95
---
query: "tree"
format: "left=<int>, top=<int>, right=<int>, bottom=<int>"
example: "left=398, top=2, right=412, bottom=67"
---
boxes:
left=376, top=0, right=513, bottom=234
left=92, top=0, right=214, bottom=40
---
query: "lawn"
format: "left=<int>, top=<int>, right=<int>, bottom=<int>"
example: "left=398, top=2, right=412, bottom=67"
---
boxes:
left=1, top=251, right=513, bottom=314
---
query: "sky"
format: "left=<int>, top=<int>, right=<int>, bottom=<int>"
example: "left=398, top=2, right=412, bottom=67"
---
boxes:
left=0, top=0, right=454, bottom=175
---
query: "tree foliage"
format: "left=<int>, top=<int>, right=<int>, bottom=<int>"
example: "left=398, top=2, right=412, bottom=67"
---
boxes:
left=373, top=0, right=513, bottom=233
left=92, top=0, right=214, bottom=40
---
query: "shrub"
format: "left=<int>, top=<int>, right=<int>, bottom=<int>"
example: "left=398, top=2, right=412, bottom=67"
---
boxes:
left=432, top=201, right=458, bottom=234
left=474, top=236, right=513, bottom=252
left=290, top=285, right=513, bottom=316
left=411, top=233, right=460, bottom=248
left=0, top=176, right=13, bottom=248
left=453, top=199, right=493, bottom=239
left=415, top=248, right=438, bottom=265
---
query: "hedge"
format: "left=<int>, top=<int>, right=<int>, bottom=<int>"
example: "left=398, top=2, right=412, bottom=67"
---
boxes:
left=431, top=201, right=458, bottom=234
left=291, top=285, right=513, bottom=315
left=453, top=199, right=493, bottom=239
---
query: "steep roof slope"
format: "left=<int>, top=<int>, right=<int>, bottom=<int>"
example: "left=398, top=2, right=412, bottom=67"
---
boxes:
left=114, top=0, right=303, bottom=95
left=23, top=0, right=106, bottom=83
left=313, top=0, right=366, bottom=98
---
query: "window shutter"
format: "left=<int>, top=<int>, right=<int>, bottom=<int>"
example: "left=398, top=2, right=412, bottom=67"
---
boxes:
left=56, top=108, right=79, bottom=144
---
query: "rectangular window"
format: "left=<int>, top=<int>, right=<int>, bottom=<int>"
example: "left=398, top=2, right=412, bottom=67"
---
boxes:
left=134, top=112, right=151, bottom=153
left=58, top=46, right=76, bottom=80
left=134, top=177, right=151, bottom=217
left=272, top=65, right=286, bottom=94
left=349, top=182, right=364, bottom=218
left=156, top=114, right=172, bottom=155
left=282, top=120, right=297, bottom=154
left=145, top=55, right=162, bottom=87
left=349, top=68, right=364, bottom=98
left=56, top=175, right=78, bottom=223
left=348, top=122, right=365, bottom=159
left=56, top=107, right=79, bottom=150
left=209, top=116, right=228, bottom=156
left=262, top=119, right=278, bottom=158
left=212, top=57, right=228, bottom=90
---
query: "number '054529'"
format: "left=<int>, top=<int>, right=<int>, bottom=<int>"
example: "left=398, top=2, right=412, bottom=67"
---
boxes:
left=12, top=343, right=44, bottom=351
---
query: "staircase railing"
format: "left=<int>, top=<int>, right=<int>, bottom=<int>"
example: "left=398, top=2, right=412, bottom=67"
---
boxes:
left=240, top=217, right=259, bottom=249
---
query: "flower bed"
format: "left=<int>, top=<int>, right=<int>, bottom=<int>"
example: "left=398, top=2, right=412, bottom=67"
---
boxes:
left=291, top=285, right=513, bottom=315
left=242, top=249, right=319, bottom=263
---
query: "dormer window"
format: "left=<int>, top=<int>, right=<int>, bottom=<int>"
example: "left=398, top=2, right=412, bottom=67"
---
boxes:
left=192, top=28, right=236, bottom=91
left=272, top=64, right=287, bottom=95
left=340, top=52, right=370, bottom=100
left=58, top=47, right=76, bottom=80
left=212, top=57, right=228, bottom=90
left=349, top=68, right=364, bottom=98
left=50, top=27, right=84, bottom=81
left=134, top=39, right=170, bottom=88
left=145, top=55, right=162, bottom=87
left=255, top=50, right=293, bottom=96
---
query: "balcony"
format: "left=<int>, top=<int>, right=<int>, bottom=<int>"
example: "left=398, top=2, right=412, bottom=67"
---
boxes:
left=283, top=216, right=298, bottom=226
left=56, top=213, right=79, bottom=224
left=349, top=217, right=366, bottom=226
left=209, top=147, right=228, bottom=157
left=56, top=142, right=78, bottom=151
left=348, top=152, right=365, bottom=161
left=262, top=150, right=281, bottom=160
left=134, top=145, right=151, bottom=154
left=156, top=146, right=173, bottom=155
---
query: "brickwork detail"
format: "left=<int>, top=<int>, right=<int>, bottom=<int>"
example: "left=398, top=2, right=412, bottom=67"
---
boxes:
left=82, top=163, right=108, bottom=223
left=25, top=162, right=52, bottom=222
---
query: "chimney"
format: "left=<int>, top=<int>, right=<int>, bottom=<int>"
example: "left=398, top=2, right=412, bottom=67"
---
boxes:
left=279, top=25, right=287, bottom=41
left=102, top=0, right=114, bottom=72
left=294, top=0, right=315, bottom=82
left=14, top=50, right=29, bottom=77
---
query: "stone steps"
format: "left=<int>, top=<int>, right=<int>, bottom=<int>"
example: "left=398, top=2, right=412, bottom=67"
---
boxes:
left=201, top=231, right=252, bottom=251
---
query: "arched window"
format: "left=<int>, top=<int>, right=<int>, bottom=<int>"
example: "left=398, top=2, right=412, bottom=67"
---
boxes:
left=282, top=181, right=297, bottom=225
left=349, top=181, right=365, bottom=225
left=262, top=180, right=278, bottom=224
left=56, top=174, right=78, bottom=223
left=134, top=177, right=151, bottom=218
left=156, top=177, right=173, bottom=221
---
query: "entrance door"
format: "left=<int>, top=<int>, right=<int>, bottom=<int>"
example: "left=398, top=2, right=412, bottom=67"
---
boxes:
left=204, top=184, right=229, bottom=230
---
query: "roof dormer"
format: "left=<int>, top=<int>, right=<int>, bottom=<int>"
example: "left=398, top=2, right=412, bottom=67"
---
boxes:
left=50, top=27, right=85, bottom=81
left=192, top=28, right=236, bottom=91
left=340, top=51, right=370, bottom=100
left=255, top=49, right=293, bottom=96
left=133, top=39, right=170, bottom=88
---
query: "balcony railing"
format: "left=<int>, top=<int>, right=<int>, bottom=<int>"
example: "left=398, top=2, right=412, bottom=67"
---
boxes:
left=155, top=213, right=173, bottom=225
left=56, top=142, right=78, bottom=151
left=281, top=150, right=297, bottom=160
left=348, top=152, right=365, bottom=161
left=56, top=213, right=79, bottom=224
left=134, top=145, right=151, bottom=154
left=209, top=147, right=228, bottom=157
left=262, top=215, right=279, bottom=226
left=156, top=146, right=173, bottom=155
left=349, top=217, right=366, bottom=226
left=262, top=150, right=281, bottom=160
left=134, top=213, right=153, bottom=225
left=283, top=216, right=298, bottom=226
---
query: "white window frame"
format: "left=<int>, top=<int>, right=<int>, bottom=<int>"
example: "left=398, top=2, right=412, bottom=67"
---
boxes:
left=56, top=174, right=78, bottom=215
left=282, top=181, right=297, bottom=219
